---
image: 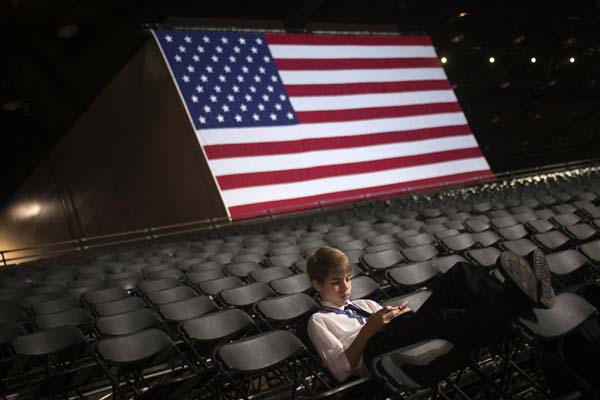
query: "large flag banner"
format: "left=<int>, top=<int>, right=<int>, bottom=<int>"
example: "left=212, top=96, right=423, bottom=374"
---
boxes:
left=152, top=30, right=493, bottom=220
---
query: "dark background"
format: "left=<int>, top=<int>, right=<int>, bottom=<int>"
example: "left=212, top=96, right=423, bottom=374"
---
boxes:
left=3, top=0, right=600, bottom=208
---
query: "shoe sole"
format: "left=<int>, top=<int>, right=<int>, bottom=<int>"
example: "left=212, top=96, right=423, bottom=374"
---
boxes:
left=531, top=250, right=555, bottom=308
left=497, top=252, right=538, bottom=305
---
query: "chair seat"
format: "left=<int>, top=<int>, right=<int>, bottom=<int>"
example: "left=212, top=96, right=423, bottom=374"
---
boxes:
left=370, top=339, right=465, bottom=391
left=518, top=293, right=596, bottom=340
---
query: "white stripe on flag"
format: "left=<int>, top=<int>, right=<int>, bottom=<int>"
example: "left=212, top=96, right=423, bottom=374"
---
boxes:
left=209, top=135, right=479, bottom=175
left=278, top=68, right=446, bottom=85
left=197, top=112, right=468, bottom=145
left=269, top=45, right=437, bottom=59
left=289, top=90, right=458, bottom=112
left=221, top=157, right=490, bottom=207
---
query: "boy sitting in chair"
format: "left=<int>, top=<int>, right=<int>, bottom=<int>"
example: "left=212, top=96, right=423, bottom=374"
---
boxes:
left=306, top=247, right=555, bottom=382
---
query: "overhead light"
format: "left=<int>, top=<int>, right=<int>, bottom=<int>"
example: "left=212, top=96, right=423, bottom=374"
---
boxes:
left=441, top=57, right=448, bottom=64
left=530, top=57, right=537, bottom=63
left=489, top=56, right=495, bottom=64
left=500, top=81, right=511, bottom=88
left=512, top=35, right=526, bottom=44
left=450, top=34, right=464, bottom=43
left=459, top=12, right=468, bottom=17
left=569, top=57, right=575, bottom=63
left=57, top=23, right=79, bottom=39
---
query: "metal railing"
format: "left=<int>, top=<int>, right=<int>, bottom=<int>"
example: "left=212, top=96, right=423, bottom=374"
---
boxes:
left=2, top=158, right=599, bottom=266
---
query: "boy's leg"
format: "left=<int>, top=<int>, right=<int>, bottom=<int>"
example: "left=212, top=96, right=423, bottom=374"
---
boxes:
left=365, top=256, right=550, bottom=363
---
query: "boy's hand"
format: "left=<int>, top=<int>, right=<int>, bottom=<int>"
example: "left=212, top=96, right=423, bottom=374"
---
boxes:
left=364, top=301, right=411, bottom=335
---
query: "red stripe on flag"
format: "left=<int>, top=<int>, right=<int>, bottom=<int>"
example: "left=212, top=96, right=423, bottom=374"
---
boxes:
left=204, top=125, right=472, bottom=159
left=265, top=33, right=432, bottom=46
left=274, top=58, right=441, bottom=70
left=285, top=80, right=452, bottom=96
left=296, top=102, right=462, bottom=123
left=217, top=148, right=484, bottom=190
left=228, top=170, right=495, bottom=219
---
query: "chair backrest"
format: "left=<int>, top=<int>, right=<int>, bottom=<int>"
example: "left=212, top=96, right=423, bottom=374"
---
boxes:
left=216, top=330, right=305, bottom=373
left=159, top=296, right=218, bottom=322
left=94, top=296, right=147, bottom=317
left=12, top=325, right=86, bottom=357
left=95, top=328, right=173, bottom=366
left=255, top=293, right=317, bottom=325
left=269, top=273, right=312, bottom=295
left=181, top=309, right=254, bottom=343
left=146, top=286, right=197, bottom=306
left=83, top=287, right=128, bottom=305
left=138, top=278, right=181, bottom=295
left=96, top=308, right=162, bottom=336
left=33, top=307, right=93, bottom=330
left=219, top=283, right=274, bottom=308
left=31, top=296, right=81, bottom=316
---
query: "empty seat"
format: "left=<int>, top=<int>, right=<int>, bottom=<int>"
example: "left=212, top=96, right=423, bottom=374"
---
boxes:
left=498, top=224, right=528, bottom=240
left=269, top=273, right=313, bottom=295
left=513, top=212, right=538, bottom=224
left=420, top=224, right=447, bottom=235
left=215, top=331, right=307, bottom=399
left=441, top=233, right=476, bottom=252
left=551, top=213, right=581, bottom=228
left=83, top=287, right=128, bottom=306
left=532, top=231, right=571, bottom=252
left=349, top=276, right=381, bottom=300
left=147, top=286, right=197, bottom=306
left=580, top=240, right=600, bottom=263
left=95, top=308, right=162, bottom=336
left=402, top=244, right=438, bottom=262
left=138, top=278, right=181, bottom=295
left=367, top=234, right=398, bottom=246
left=266, top=254, right=303, bottom=268
left=435, top=229, right=460, bottom=240
left=491, top=216, right=518, bottom=229
left=159, top=296, right=218, bottom=323
left=500, top=239, right=538, bottom=257
left=526, top=219, right=555, bottom=234
left=471, top=231, right=500, bottom=247
left=546, top=250, right=589, bottom=276
left=401, top=233, right=434, bottom=248
left=33, top=307, right=93, bottom=330
left=250, top=266, right=293, bottom=283
left=181, top=308, right=254, bottom=345
left=197, top=277, right=244, bottom=297
left=464, top=218, right=491, bottom=233
left=148, top=268, right=185, bottom=281
left=225, top=262, right=262, bottom=279
left=565, top=223, right=598, bottom=242
left=31, top=296, right=81, bottom=316
left=361, top=249, right=405, bottom=271
left=94, top=296, right=147, bottom=317
left=186, top=269, right=225, bottom=285
left=189, top=261, right=222, bottom=273
left=220, top=282, right=274, bottom=308
left=386, top=262, right=439, bottom=290
left=255, top=293, right=317, bottom=328
left=465, top=247, right=502, bottom=268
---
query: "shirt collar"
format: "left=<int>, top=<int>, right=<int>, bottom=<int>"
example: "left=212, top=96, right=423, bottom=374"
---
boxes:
left=320, top=300, right=350, bottom=310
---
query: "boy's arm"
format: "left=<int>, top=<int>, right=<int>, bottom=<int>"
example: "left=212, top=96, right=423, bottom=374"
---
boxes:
left=344, top=304, right=409, bottom=369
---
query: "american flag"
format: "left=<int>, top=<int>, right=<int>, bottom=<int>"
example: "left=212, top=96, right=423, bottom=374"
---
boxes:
left=152, top=30, right=493, bottom=220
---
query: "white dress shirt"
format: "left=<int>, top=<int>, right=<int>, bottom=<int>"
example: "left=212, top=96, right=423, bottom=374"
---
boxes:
left=307, top=299, right=383, bottom=382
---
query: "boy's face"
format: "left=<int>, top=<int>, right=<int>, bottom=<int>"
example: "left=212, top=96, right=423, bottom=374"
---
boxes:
left=312, top=270, right=352, bottom=307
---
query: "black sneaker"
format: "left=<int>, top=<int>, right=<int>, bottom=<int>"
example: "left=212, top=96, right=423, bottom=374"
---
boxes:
left=496, top=251, right=539, bottom=307
left=528, top=249, right=556, bottom=309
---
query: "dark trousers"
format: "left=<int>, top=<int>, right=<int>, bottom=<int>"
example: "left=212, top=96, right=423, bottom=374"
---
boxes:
left=364, top=262, right=527, bottom=363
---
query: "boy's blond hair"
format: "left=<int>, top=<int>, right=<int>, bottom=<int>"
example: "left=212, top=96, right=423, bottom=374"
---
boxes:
left=306, top=247, right=351, bottom=283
